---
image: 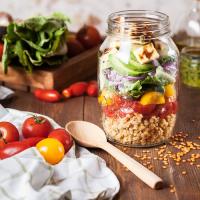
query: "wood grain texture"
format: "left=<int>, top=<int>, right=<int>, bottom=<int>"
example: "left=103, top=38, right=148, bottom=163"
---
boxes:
left=1, top=84, right=200, bottom=200
left=0, top=46, right=98, bottom=91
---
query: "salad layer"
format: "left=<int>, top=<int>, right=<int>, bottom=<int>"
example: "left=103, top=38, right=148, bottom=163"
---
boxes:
left=98, top=40, right=178, bottom=146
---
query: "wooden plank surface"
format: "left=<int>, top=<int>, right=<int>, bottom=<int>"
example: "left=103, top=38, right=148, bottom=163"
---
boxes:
left=0, top=46, right=98, bottom=91
left=1, top=84, right=200, bottom=200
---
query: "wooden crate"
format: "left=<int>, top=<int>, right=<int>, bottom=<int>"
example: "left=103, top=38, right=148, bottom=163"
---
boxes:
left=0, top=46, right=98, bottom=92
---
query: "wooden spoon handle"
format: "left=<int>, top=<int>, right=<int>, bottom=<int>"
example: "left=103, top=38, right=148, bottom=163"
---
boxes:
left=100, top=142, right=163, bottom=189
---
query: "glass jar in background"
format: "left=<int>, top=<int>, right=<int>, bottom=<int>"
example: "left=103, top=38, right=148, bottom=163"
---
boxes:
left=98, top=10, right=179, bottom=147
left=173, top=0, right=200, bottom=50
left=181, top=47, right=200, bottom=87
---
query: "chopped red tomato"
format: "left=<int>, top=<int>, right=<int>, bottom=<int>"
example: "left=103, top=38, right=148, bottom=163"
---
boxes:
left=154, top=101, right=177, bottom=118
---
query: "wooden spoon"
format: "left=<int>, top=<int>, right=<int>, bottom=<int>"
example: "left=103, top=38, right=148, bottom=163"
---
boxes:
left=65, top=120, right=163, bottom=189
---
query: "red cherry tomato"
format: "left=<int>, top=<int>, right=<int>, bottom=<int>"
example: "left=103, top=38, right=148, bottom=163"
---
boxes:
left=22, top=137, right=45, bottom=147
left=0, top=141, right=29, bottom=159
left=22, top=116, right=53, bottom=138
left=0, top=122, right=19, bottom=144
left=0, top=43, right=3, bottom=60
left=67, top=36, right=85, bottom=57
left=102, top=105, right=118, bottom=118
left=128, top=101, right=156, bottom=116
left=87, top=83, right=98, bottom=97
left=69, top=82, right=88, bottom=96
left=62, top=87, right=72, bottom=98
left=48, top=128, right=73, bottom=153
left=154, top=101, right=177, bottom=118
left=88, top=80, right=97, bottom=85
left=34, top=89, right=61, bottom=103
left=77, top=25, right=101, bottom=49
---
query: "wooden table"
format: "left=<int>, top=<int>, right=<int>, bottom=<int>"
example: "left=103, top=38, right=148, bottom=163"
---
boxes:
left=1, top=84, right=200, bottom=200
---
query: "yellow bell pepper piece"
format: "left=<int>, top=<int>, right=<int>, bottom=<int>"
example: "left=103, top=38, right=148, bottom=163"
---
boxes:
left=165, top=84, right=176, bottom=97
left=98, top=92, right=113, bottom=106
left=140, top=91, right=165, bottom=105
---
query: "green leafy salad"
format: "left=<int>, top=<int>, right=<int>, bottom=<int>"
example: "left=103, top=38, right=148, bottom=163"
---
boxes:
left=102, top=45, right=177, bottom=99
left=2, top=13, right=70, bottom=73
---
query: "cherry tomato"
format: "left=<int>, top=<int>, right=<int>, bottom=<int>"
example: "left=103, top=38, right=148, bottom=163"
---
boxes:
left=86, top=83, right=98, bottom=97
left=36, top=138, right=65, bottom=165
left=77, top=25, right=101, bottom=49
left=102, top=105, right=118, bottom=118
left=0, top=43, right=3, bottom=60
left=34, top=89, right=61, bottom=103
left=67, top=35, right=85, bottom=57
left=132, top=102, right=156, bottom=116
left=154, top=101, right=177, bottom=118
left=22, top=116, right=53, bottom=138
left=69, top=82, right=88, bottom=96
left=88, top=80, right=97, bottom=85
left=62, top=87, right=72, bottom=98
left=0, top=141, right=29, bottom=159
left=0, top=122, right=19, bottom=144
left=48, top=128, right=73, bottom=152
left=22, top=137, right=45, bottom=147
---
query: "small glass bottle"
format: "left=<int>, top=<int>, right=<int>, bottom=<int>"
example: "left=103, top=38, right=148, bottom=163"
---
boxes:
left=173, top=0, right=200, bottom=50
left=98, top=10, right=179, bottom=147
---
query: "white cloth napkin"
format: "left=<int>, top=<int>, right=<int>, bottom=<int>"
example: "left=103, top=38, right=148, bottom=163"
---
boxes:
left=0, top=106, right=120, bottom=200
left=0, top=86, right=14, bottom=100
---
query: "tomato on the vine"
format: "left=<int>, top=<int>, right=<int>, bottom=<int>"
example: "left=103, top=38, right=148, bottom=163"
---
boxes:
left=22, top=116, right=53, bottom=138
left=48, top=129, right=73, bottom=153
left=0, top=122, right=19, bottom=145
left=0, top=141, right=29, bottom=159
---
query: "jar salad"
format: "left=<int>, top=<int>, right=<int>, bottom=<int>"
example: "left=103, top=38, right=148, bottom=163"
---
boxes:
left=98, top=11, right=179, bottom=147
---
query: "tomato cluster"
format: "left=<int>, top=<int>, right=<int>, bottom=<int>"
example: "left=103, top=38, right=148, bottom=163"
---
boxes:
left=67, top=25, right=101, bottom=57
left=34, top=81, right=98, bottom=103
left=102, top=96, right=177, bottom=119
left=0, top=116, right=73, bottom=165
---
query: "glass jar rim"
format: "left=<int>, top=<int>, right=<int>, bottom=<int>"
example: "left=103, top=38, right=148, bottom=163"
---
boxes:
left=107, top=10, right=170, bottom=40
left=181, top=46, right=200, bottom=59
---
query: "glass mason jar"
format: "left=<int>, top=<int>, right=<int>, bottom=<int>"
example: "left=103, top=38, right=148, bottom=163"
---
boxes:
left=180, top=47, right=200, bottom=87
left=98, top=10, right=179, bottom=147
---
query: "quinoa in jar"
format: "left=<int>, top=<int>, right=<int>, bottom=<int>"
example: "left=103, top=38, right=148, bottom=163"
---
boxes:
left=98, top=10, right=179, bottom=147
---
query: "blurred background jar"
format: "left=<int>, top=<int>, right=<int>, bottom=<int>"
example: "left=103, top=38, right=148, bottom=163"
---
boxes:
left=180, top=47, right=200, bottom=87
left=173, top=0, right=200, bottom=50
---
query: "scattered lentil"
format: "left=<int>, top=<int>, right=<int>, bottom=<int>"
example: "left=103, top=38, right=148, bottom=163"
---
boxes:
left=182, top=171, right=187, bottom=175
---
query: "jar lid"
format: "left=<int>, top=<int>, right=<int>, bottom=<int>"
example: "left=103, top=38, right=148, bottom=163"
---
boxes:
left=181, top=47, right=200, bottom=60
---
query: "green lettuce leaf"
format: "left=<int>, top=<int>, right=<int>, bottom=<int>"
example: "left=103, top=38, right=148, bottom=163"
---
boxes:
left=2, top=13, right=69, bottom=73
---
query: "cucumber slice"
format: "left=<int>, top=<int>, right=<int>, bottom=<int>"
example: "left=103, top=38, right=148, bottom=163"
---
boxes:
left=109, top=54, right=146, bottom=76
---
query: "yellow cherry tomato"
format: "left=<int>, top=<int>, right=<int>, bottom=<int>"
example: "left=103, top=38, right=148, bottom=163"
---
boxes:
left=140, top=91, right=165, bottom=105
left=165, top=84, right=176, bottom=97
left=36, top=138, right=65, bottom=165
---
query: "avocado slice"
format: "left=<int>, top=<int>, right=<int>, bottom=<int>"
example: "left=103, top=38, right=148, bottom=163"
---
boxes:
left=109, top=54, right=146, bottom=76
left=108, top=54, right=153, bottom=76
left=129, top=51, right=154, bottom=71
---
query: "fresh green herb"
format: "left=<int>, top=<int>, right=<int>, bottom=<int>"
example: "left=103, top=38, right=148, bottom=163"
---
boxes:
left=159, top=55, right=175, bottom=64
left=2, top=13, right=70, bottom=73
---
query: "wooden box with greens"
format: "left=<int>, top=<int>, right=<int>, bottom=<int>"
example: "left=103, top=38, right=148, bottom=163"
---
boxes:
left=0, top=13, right=100, bottom=91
